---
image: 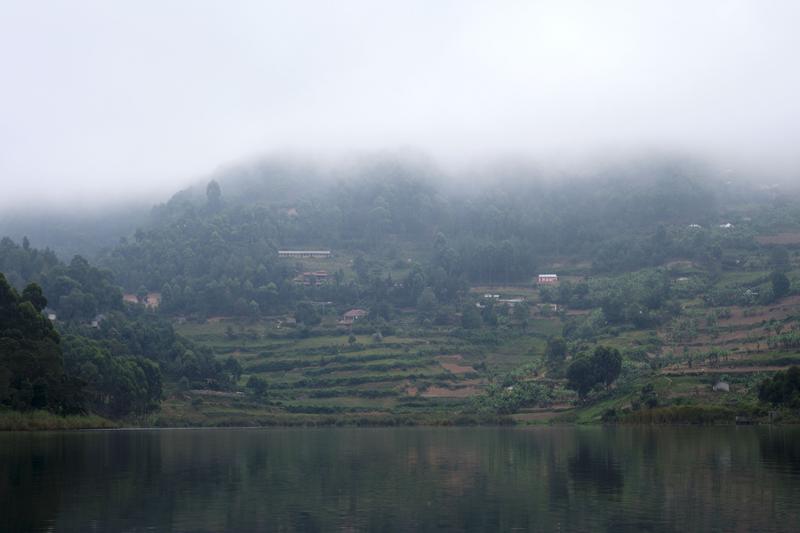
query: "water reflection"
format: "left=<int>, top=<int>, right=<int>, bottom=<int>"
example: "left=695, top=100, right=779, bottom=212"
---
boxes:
left=1, top=427, right=799, bottom=532
left=567, top=433, right=624, bottom=495
left=760, top=429, right=800, bottom=474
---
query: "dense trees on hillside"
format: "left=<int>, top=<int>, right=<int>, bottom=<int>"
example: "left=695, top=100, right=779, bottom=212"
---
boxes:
left=566, top=346, right=623, bottom=399
left=1, top=239, right=232, bottom=418
left=60, top=334, right=162, bottom=417
left=758, top=366, right=800, bottom=408
left=0, top=237, right=122, bottom=320
left=0, top=274, right=83, bottom=413
left=0, top=237, right=60, bottom=287
left=94, top=164, right=746, bottom=317
left=542, top=268, right=680, bottom=334
left=545, top=337, right=568, bottom=364
left=104, top=202, right=293, bottom=316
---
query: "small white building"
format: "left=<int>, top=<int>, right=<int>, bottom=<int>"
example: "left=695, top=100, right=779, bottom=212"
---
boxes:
left=538, top=274, right=558, bottom=285
left=90, top=314, right=106, bottom=328
left=713, top=381, right=730, bottom=392
left=278, top=250, right=331, bottom=259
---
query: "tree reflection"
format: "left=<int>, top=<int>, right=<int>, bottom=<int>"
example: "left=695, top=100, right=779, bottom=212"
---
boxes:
left=2, top=427, right=800, bottom=532
left=759, top=429, right=800, bottom=473
left=567, top=435, right=624, bottom=495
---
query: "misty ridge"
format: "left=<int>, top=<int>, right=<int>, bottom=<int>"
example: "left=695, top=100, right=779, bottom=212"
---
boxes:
left=2, top=150, right=796, bottom=263
left=3, top=1, right=800, bottom=209
left=1, top=147, right=795, bottom=330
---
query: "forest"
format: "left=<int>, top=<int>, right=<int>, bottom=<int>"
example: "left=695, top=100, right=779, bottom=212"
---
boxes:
left=96, top=159, right=774, bottom=318
left=0, top=238, right=232, bottom=420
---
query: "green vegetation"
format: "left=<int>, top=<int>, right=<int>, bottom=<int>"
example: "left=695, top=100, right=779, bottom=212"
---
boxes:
left=0, top=274, right=84, bottom=414
left=5, top=161, right=800, bottom=427
left=0, top=409, right=117, bottom=430
left=0, top=242, right=232, bottom=427
left=0, top=238, right=122, bottom=321
left=758, top=366, right=800, bottom=408
left=620, top=405, right=737, bottom=424
left=566, top=346, right=622, bottom=399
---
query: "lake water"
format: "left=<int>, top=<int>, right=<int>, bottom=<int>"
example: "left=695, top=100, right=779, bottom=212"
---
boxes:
left=2, top=426, right=799, bottom=532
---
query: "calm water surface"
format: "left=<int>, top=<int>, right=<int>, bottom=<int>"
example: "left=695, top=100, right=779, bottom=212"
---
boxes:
left=2, top=426, right=800, bottom=532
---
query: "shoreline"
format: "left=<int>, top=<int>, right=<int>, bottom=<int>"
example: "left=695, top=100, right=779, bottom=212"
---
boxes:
left=2, top=408, right=797, bottom=432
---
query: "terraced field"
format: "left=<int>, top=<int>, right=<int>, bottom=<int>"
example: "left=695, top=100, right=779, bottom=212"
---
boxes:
left=149, top=307, right=568, bottom=426
left=155, top=250, right=800, bottom=427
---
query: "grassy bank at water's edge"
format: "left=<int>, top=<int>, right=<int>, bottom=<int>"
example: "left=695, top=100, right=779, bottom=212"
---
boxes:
left=0, top=410, right=118, bottom=431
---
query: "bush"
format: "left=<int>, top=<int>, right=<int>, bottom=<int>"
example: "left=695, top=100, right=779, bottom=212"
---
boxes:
left=566, top=346, right=622, bottom=399
left=758, top=366, right=800, bottom=407
left=246, top=376, right=269, bottom=397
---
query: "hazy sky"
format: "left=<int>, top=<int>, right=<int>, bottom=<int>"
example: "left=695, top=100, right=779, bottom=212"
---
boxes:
left=1, top=1, right=799, bottom=209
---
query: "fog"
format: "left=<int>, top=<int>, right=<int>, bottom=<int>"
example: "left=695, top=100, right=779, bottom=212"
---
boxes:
left=1, top=0, right=799, bottom=210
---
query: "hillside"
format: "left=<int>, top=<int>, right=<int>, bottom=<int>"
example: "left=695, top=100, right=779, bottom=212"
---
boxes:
left=4, top=159, right=800, bottom=426
left=108, top=162, right=800, bottom=425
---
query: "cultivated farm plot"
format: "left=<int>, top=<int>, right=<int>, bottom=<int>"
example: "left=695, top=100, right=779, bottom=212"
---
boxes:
left=718, top=296, right=800, bottom=327
left=175, top=322, right=490, bottom=420
left=437, top=355, right=476, bottom=375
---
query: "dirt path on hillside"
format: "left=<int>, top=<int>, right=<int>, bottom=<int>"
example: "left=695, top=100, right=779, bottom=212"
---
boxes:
left=660, top=365, right=791, bottom=376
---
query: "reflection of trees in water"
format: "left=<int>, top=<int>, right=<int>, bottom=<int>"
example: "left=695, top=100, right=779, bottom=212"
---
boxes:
left=1, top=435, right=62, bottom=533
left=759, top=429, right=800, bottom=474
left=567, top=437, right=624, bottom=495
left=3, top=428, right=800, bottom=532
left=1, top=431, right=169, bottom=532
left=546, top=443, right=570, bottom=505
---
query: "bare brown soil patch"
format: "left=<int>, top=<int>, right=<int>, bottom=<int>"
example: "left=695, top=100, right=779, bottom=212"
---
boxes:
left=420, top=386, right=481, bottom=398
left=756, top=232, right=800, bottom=245
left=719, top=295, right=800, bottom=327
left=716, top=296, right=800, bottom=327
left=206, top=316, right=233, bottom=323
left=437, top=355, right=476, bottom=375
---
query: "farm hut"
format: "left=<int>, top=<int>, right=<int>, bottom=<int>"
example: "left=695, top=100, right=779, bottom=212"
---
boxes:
left=340, top=308, right=368, bottom=324
left=712, top=381, right=730, bottom=392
